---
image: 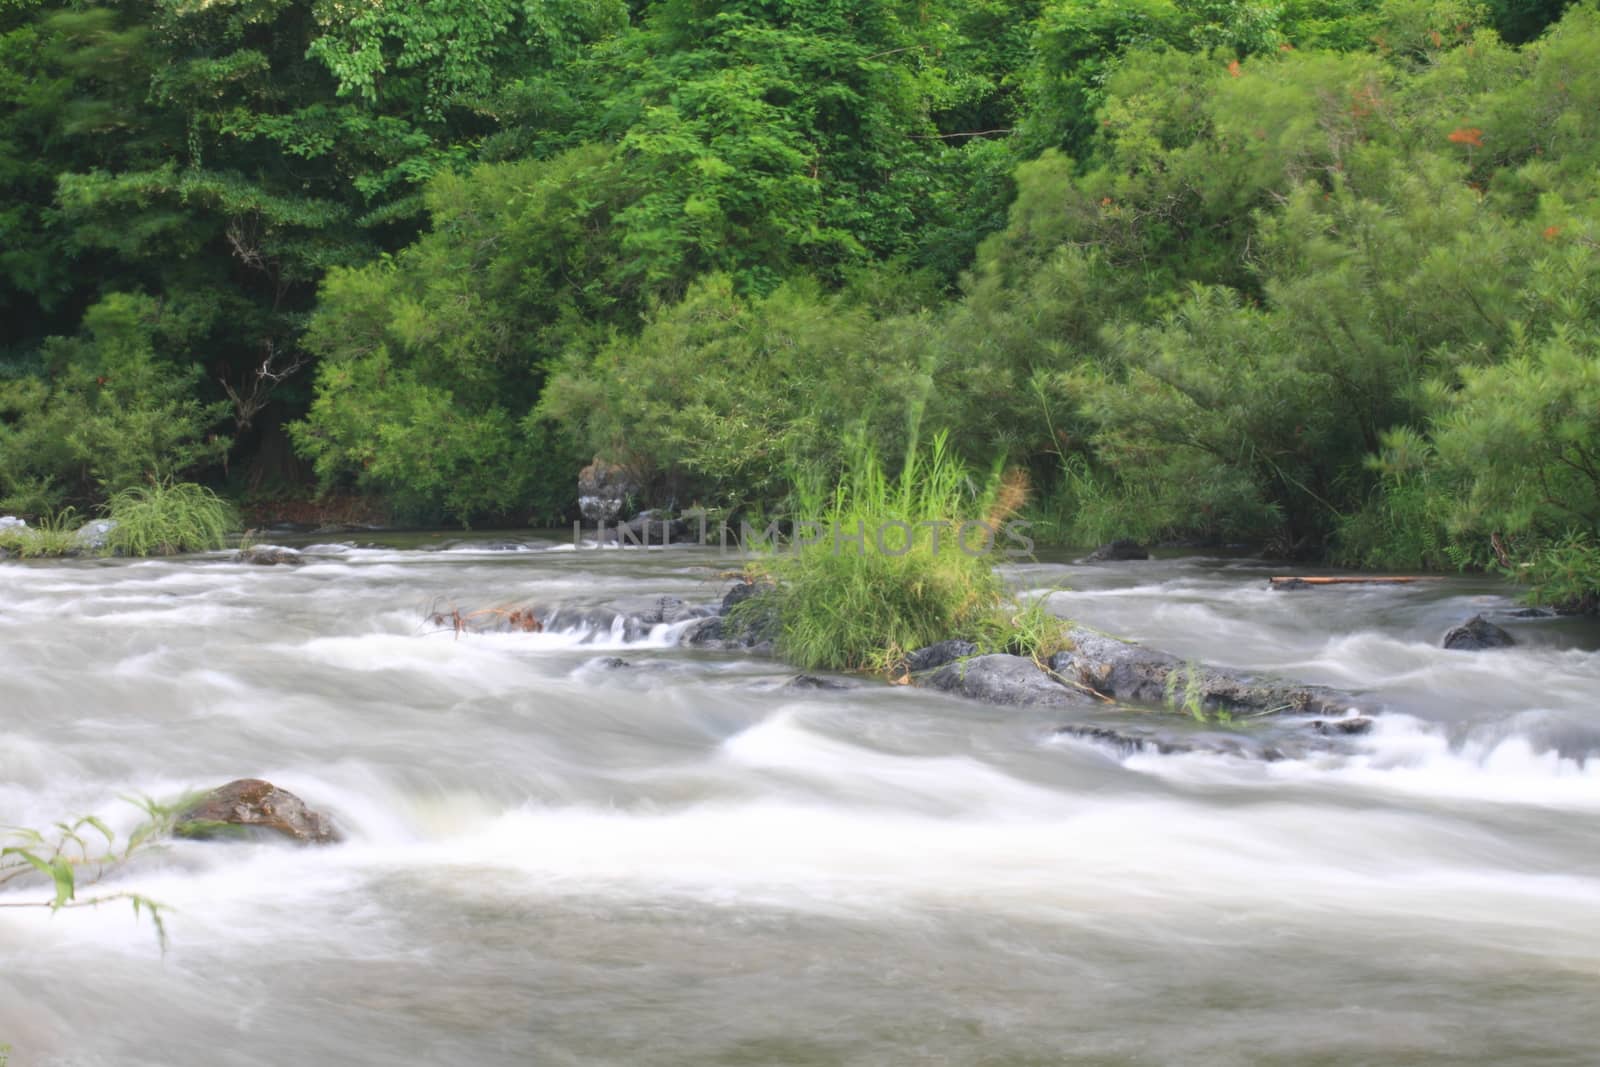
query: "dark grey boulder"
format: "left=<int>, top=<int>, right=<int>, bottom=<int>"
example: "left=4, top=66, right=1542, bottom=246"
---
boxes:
left=720, top=579, right=774, bottom=615
left=682, top=616, right=725, bottom=646
left=903, top=639, right=978, bottom=674
left=1442, top=615, right=1515, bottom=651
left=175, top=779, right=341, bottom=845
left=680, top=615, right=776, bottom=655
left=1082, top=539, right=1150, bottom=562
left=925, top=654, right=1094, bottom=708
left=1048, top=627, right=1363, bottom=718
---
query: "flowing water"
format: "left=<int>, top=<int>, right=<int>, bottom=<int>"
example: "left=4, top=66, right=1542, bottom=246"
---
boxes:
left=3, top=539, right=1599, bottom=1065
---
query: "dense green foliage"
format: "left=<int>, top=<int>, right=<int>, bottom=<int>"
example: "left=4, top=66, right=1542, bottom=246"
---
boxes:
left=2, top=0, right=1596, bottom=604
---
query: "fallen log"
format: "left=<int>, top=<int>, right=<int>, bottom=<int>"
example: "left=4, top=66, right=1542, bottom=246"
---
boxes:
left=1270, top=575, right=1441, bottom=589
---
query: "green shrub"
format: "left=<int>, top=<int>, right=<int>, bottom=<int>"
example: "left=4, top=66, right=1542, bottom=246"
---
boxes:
left=103, top=481, right=238, bottom=556
left=0, top=294, right=228, bottom=512
left=1520, top=532, right=1600, bottom=613
left=752, top=431, right=1064, bottom=673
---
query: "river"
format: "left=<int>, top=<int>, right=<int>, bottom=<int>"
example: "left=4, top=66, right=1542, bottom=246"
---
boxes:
left=3, top=538, right=1598, bottom=1065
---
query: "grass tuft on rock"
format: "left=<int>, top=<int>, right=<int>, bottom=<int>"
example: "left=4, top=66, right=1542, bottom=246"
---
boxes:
left=104, top=481, right=238, bottom=556
left=752, top=431, right=1066, bottom=673
left=0, top=509, right=81, bottom=558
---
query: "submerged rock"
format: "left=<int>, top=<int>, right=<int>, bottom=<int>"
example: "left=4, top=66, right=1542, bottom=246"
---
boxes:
left=174, top=779, right=341, bottom=845
left=1082, top=539, right=1150, bottom=562
left=532, top=606, right=645, bottom=640
left=641, top=596, right=702, bottom=625
left=236, top=545, right=304, bottom=566
left=926, top=654, right=1093, bottom=708
left=1442, top=615, right=1515, bottom=651
left=1053, top=722, right=1298, bottom=760
left=1311, top=715, right=1375, bottom=736
left=785, top=674, right=854, bottom=691
left=1052, top=721, right=1338, bottom=761
left=1048, top=627, right=1362, bottom=717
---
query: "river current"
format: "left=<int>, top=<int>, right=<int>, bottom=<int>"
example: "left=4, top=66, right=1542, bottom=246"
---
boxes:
left=3, top=538, right=1598, bottom=1065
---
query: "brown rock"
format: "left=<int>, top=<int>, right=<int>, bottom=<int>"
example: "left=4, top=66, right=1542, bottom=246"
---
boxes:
left=175, top=778, right=341, bottom=845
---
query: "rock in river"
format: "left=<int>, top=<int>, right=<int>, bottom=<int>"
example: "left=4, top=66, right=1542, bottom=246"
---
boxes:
left=1441, top=614, right=1515, bottom=651
left=926, top=654, right=1094, bottom=708
left=175, top=778, right=341, bottom=845
left=902, top=639, right=978, bottom=674
left=235, top=545, right=304, bottom=566
left=1048, top=627, right=1362, bottom=717
left=1082, top=539, right=1150, bottom=562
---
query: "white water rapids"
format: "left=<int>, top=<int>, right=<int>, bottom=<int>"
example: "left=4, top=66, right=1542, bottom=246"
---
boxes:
left=3, top=539, right=1598, bottom=1065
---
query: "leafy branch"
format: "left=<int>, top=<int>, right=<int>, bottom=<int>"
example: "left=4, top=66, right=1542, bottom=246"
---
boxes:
left=0, top=796, right=177, bottom=951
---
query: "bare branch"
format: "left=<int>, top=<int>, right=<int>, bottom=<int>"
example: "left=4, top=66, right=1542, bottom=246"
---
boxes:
left=220, top=340, right=308, bottom=433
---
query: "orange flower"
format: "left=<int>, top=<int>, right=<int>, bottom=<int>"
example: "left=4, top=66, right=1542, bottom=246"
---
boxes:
left=1543, top=225, right=1561, bottom=241
left=1227, top=59, right=1242, bottom=77
left=1447, top=126, right=1484, bottom=148
left=1100, top=197, right=1113, bottom=207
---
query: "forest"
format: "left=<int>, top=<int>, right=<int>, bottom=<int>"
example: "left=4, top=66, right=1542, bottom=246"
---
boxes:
left=1, top=0, right=1595, bottom=605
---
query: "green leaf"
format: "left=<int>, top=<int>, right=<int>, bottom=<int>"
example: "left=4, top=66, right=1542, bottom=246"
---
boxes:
left=1, top=846, right=74, bottom=908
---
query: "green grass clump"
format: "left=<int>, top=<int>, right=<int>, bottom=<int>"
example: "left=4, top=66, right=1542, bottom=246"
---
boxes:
left=104, top=481, right=238, bottom=556
left=0, top=509, right=82, bottom=558
left=754, top=430, right=1066, bottom=673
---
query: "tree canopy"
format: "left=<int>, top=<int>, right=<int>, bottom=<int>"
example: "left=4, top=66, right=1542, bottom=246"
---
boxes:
left=2, top=0, right=1595, bottom=600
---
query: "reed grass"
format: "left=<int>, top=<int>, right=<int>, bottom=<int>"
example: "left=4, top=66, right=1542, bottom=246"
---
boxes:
left=103, top=481, right=238, bottom=556
left=0, top=509, right=81, bottom=558
left=753, top=430, right=1065, bottom=672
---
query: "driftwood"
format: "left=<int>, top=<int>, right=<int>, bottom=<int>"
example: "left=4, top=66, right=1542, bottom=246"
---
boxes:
left=1270, top=576, right=1441, bottom=588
